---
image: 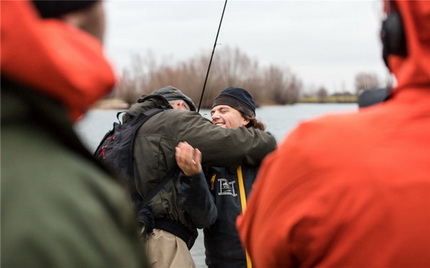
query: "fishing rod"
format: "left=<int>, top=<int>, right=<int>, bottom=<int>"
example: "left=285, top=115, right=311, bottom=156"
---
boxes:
left=197, top=0, right=228, bottom=112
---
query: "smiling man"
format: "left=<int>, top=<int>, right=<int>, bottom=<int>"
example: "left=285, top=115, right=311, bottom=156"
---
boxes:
left=202, top=87, right=273, bottom=268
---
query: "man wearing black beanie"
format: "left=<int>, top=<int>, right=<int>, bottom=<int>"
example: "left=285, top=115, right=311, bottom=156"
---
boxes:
left=176, top=87, right=275, bottom=268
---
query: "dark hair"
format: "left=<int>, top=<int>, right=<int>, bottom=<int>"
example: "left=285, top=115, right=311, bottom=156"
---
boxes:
left=32, top=1, right=98, bottom=18
left=242, top=113, right=266, bottom=131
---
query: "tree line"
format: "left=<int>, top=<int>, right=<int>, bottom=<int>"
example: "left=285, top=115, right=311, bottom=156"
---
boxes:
left=110, top=46, right=388, bottom=107
left=111, top=46, right=302, bottom=108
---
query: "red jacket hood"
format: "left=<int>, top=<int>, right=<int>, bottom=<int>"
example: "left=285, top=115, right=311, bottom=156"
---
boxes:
left=0, top=0, right=116, bottom=122
left=389, top=1, right=430, bottom=92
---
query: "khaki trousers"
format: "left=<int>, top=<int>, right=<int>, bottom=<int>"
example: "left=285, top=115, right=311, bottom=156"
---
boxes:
left=145, top=229, right=196, bottom=268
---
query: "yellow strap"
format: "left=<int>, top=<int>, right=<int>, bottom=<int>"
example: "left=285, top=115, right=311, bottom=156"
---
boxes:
left=237, top=166, right=252, bottom=268
left=210, top=174, right=216, bottom=191
left=237, top=166, right=247, bottom=213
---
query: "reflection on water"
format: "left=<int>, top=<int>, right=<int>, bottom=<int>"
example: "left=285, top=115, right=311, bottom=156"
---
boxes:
left=75, top=103, right=357, bottom=267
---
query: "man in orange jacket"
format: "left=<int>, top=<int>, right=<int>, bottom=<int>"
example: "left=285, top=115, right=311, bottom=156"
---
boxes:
left=237, top=1, right=430, bottom=267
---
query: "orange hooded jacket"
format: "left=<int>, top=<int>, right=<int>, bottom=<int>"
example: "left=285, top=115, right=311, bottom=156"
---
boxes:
left=0, top=0, right=116, bottom=121
left=237, top=1, right=430, bottom=267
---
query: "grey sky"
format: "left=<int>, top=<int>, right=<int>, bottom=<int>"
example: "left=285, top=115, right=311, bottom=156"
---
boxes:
left=104, top=0, right=389, bottom=93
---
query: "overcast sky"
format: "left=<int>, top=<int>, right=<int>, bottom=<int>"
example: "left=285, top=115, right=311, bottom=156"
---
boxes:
left=104, top=0, right=389, bottom=93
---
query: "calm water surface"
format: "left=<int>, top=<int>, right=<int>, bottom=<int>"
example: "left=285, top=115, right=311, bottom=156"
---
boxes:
left=75, top=103, right=357, bottom=267
left=76, top=103, right=357, bottom=151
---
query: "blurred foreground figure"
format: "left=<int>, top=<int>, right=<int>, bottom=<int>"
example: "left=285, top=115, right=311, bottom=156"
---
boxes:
left=1, top=1, right=147, bottom=267
left=237, top=1, right=430, bottom=267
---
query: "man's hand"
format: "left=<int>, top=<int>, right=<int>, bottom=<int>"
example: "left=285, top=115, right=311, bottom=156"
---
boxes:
left=175, top=142, right=202, bottom=176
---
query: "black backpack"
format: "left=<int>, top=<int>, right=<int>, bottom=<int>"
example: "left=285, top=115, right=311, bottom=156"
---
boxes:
left=94, top=107, right=176, bottom=231
left=94, top=108, right=164, bottom=181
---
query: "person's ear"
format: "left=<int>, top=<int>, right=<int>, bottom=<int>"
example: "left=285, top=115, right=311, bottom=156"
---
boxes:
left=242, top=118, right=250, bottom=127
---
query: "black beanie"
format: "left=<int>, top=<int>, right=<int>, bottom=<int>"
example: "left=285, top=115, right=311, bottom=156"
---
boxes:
left=32, top=0, right=98, bottom=18
left=212, top=87, right=256, bottom=117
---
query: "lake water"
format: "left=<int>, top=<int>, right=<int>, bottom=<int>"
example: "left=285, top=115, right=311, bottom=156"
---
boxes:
left=75, top=103, right=357, bottom=267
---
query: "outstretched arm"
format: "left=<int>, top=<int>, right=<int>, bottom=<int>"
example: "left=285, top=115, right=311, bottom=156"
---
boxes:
left=177, top=112, right=277, bottom=167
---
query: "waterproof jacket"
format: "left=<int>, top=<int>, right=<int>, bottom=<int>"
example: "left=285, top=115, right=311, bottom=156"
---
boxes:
left=237, top=2, right=430, bottom=267
left=1, top=80, right=147, bottom=267
left=127, top=95, right=277, bottom=248
left=1, top=2, right=145, bottom=266
left=203, top=165, right=259, bottom=268
left=0, top=1, right=116, bottom=122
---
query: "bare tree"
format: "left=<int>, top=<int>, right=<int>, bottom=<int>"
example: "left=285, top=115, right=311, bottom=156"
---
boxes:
left=316, top=87, right=328, bottom=103
left=111, top=46, right=303, bottom=107
left=354, top=72, right=382, bottom=94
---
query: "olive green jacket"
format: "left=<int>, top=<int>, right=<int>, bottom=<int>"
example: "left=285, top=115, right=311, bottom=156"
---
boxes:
left=1, top=80, right=147, bottom=267
left=127, top=95, right=277, bottom=247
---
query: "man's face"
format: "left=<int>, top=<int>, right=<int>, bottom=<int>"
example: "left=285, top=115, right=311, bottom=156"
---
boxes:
left=169, top=100, right=191, bottom=111
left=211, top=105, right=249, bottom=129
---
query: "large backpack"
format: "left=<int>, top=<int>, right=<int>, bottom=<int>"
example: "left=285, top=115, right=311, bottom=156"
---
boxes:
left=94, top=108, right=164, bottom=181
left=94, top=107, right=174, bottom=231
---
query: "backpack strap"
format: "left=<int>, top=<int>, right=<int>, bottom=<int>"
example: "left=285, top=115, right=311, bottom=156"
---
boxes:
left=141, top=168, right=179, bottom=206
left=116, top=111, right=125, bottom=122
left=135, top=162, right=180, bottom=236
left=137, top=108, right=180, bottom=206
left=138, top=167, right=193, bottom=246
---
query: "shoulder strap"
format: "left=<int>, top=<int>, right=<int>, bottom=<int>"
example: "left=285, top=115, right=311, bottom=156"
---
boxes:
left=141, top=168, right=179, bottom=206
left=130, top=108, right=178, bottom=205
left=116, top=111, right=125, bottom=122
